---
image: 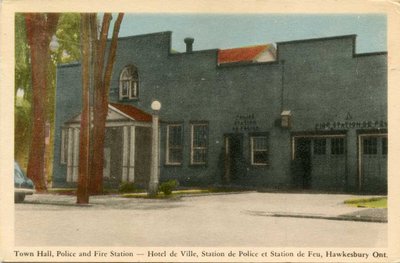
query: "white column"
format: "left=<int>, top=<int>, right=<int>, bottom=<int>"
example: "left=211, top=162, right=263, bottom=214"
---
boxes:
left=128, top=126, right=135, bottom=182
left=72, top=128, right=80, bottom=182
left=66, top=128, right=73, bottom=182
left=122, top=126, right=129, bottom=182
left=148, top=113, right=160, bottom=196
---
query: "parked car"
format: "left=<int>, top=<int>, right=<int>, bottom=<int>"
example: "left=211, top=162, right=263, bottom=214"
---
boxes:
left=14, top=162, right=35, bottom=203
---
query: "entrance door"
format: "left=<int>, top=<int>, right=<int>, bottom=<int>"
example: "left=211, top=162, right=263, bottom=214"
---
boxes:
left=294, top=138, right=312, bottom=189
left=103, top=147, right=111, bottom=179
left=224, top=134, right=243, bottom=184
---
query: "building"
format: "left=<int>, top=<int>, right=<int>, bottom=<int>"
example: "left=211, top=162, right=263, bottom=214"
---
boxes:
left=53, top=31, right=387, bottom=193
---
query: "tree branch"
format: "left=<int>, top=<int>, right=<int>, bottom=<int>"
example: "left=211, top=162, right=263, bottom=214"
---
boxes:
left=103, top=13, right=124, bottom=99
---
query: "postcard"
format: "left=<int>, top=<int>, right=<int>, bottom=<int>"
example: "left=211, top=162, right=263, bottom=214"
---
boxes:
left=1, top=0, right=399, bottom=262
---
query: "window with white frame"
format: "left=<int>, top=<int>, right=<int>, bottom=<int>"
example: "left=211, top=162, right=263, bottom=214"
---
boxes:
left=250, top=135, right=268, bottom=165
left=119, top=65, right=138, bottom=100
left=166, top=124, right=183, bottom=165
left=190, top=123, right=208, bottom=165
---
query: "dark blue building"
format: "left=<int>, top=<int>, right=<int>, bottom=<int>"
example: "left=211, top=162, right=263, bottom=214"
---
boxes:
left=53, top=31, right=387, bottom=193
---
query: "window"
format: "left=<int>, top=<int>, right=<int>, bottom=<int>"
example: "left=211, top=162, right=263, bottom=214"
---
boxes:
left=363, top=137, right=377, bottom=155
left=190, top=123, right=208, bottom=165
left=251, top=135, right=268, bottom=165
left=382, top=137, right=388, bottom=155
left=119, top=65, right=138, bottom=100
left=313, top=138, right=326, bottom=155
left=331, top=137, right=345, bottom=155
left=166, top=124, right=183, bottom=165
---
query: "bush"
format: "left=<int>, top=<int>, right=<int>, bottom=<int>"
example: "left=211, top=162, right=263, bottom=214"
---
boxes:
left=119, top=182, right=136, bottom=193
left=159, top=180, right=179, bottom=195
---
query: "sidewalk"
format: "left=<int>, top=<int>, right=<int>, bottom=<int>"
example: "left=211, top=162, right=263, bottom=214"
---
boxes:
left=244, top=207, right=387, bottom=223
left=239, top=192, right=388, bottom=223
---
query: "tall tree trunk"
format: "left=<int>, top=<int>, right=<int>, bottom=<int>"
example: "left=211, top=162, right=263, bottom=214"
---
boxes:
left=24, top=13, right=59, bottom=191
left=76, top=13, right=92, bottom=204
left=89, top=13, right=124, bottom=195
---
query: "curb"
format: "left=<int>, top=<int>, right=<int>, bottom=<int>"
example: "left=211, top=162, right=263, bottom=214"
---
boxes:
left=244, top=210, right=387, bottom=223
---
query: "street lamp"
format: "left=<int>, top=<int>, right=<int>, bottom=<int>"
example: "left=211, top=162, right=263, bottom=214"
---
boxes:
left=148, top=100, right=161, bottom=196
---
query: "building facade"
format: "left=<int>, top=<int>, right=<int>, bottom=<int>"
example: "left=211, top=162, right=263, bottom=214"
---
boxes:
left=53, top=31, right=387, bottom=193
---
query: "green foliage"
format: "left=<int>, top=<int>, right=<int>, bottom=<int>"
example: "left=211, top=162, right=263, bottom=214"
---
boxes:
left=14, top=13, right=81, bottom=174
left=54, top=13, right=81, bottom=63
left=119, top=182, right=137, bottom=193
left=15, top=14, right=32, bottom=98
left=344, top=197, right=387, bottom=208
left=159, top=180, right=179, bottom=196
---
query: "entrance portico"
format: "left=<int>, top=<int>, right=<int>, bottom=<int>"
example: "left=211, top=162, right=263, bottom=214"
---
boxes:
left=61, top=103, right=152, bottom=187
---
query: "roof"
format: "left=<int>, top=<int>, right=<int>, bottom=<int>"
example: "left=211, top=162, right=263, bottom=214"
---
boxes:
left=109, top=103, right=152, bottom=122
left=218, top=44, right=276, bottom=64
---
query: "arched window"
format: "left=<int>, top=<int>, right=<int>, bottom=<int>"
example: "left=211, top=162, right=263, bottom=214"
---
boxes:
left=119, top=65, right=139, bottom=100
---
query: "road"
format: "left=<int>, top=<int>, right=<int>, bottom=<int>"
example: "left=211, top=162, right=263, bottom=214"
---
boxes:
left=15, top=192, right=387, bottom=247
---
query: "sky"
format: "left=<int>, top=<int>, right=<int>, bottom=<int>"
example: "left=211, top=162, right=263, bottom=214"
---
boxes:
left=114, top=14, right=387, bottom=54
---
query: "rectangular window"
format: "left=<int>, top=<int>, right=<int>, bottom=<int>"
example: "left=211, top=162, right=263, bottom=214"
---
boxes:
left=166, top=124, right=183, bottom=165
left=251, top=135, right=268, bottom=165
left=190, top=123, right=208, bottom=165
left=363, top=137, right=378, bottom=155
left=382, top=137, right=388, bottom=155
left=331, top=137, right=345, bottom=155
left=313, top=138, right=326, bottom=155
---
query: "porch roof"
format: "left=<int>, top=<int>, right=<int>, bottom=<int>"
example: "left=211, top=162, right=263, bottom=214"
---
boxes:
left=64, top=103, right=152, bottom=126
left=109, top=103, right=152, bottom=122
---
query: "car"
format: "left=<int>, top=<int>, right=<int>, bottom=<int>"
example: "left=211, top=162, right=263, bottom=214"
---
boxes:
left=14, top=162, right=35, bottom=203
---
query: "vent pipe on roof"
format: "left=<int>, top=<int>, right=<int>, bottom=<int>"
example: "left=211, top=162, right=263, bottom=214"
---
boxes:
left=184, top=37, right=194, bottom=53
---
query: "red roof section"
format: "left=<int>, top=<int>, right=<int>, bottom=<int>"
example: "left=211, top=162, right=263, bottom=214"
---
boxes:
left=110, top=103, right=152, bottom=122
left=218, top=45, right=270, bottom=64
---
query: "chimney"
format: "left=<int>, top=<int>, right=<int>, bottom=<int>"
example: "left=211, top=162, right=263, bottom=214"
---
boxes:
left=184, top=37, right=194, bottom=53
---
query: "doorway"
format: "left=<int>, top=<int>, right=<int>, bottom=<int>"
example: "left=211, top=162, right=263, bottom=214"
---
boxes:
left=294, top=138, right=312, bottom=189
left=223, top=134, right=243, bottom=184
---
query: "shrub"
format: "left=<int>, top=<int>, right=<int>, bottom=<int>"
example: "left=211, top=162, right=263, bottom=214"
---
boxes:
left=119, top=182, right=136, bottom=193
left=159, top=180, right=179, bottom=195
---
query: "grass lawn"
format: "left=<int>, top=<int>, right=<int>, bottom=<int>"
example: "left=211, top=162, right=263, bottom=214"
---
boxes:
left=344, top=197, right=387, bottom=208
left=122, top=188, right=248, bottom=199
left=48, top=186, right=248, bottom=199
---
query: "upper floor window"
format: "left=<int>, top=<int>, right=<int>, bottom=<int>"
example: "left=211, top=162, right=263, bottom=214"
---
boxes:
left=119, top=65, right=138, bottom=100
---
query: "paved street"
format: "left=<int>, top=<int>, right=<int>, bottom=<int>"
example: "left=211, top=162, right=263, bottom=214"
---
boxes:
left=15, top=192, right=387, bottom=247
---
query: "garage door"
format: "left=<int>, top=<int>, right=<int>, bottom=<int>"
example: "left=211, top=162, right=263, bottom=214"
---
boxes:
left=358, top=134, right=387, bottom=193
left=293, top=135, right=346, bottom=191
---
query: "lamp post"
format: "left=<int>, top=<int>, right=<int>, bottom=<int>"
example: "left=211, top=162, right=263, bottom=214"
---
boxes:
left=148, top=100, right=161, bottom=197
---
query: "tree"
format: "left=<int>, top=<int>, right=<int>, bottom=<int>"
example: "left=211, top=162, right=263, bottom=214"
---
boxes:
left=24, top=13, right=60, bottom=191
left=16, top=13, right=81, bottom=187
left=76, top=13, right=95, bottom=204
left=76, top=13, right=124, bottom=201
left=15, top=14, right=32, bottom=164
left=89, top=13, right=124, bottom=195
